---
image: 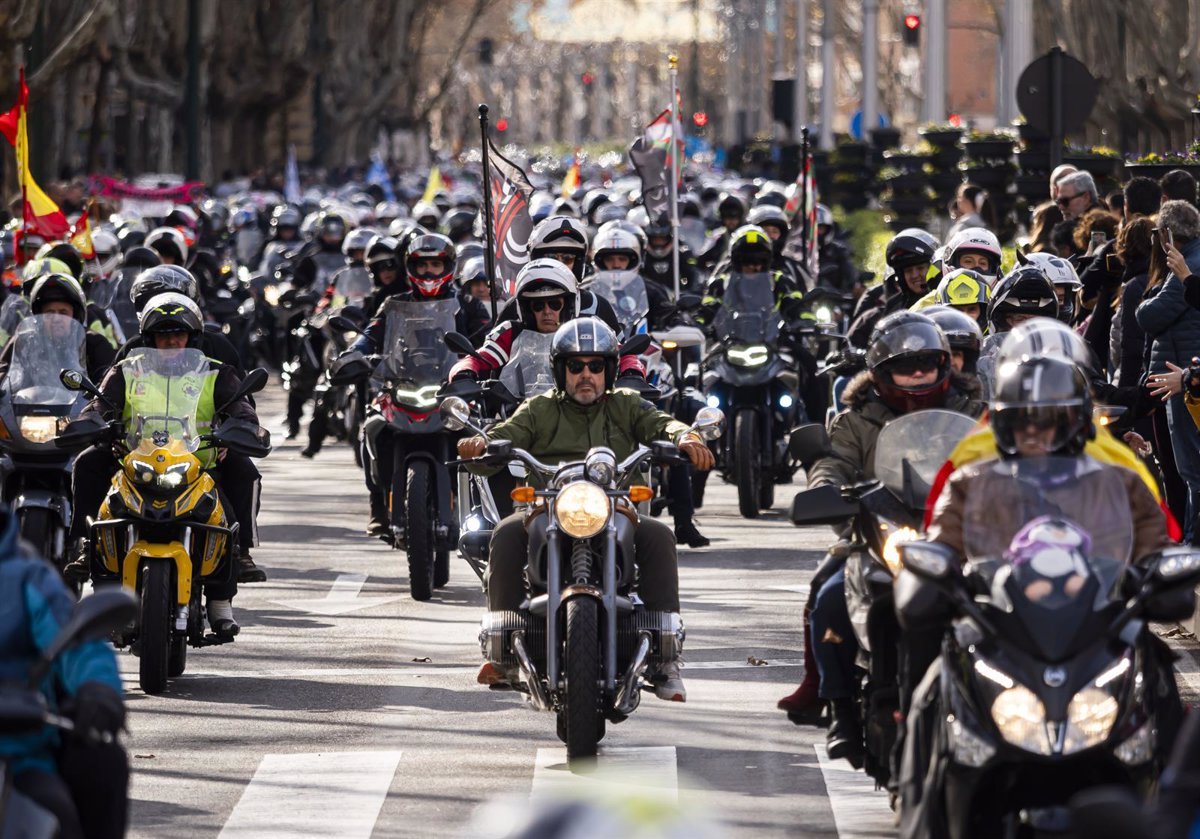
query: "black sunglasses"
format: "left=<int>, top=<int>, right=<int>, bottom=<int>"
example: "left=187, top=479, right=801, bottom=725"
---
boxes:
left=529, top=297, right=565, bottom=313
left=565, top=359, right=607, bottom=375
left=1055, top=193, right=1079, bottom=207
left=890, top=354, right=942, bottom=376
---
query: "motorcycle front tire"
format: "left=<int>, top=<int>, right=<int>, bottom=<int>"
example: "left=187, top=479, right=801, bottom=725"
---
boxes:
left=405, top=462, right=435, bottom=601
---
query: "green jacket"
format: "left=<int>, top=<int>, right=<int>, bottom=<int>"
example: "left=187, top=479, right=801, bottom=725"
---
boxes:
left=482, top=387, right=692, bottom=480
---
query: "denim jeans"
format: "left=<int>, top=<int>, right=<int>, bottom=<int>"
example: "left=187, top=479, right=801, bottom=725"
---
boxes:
left=1166, top=394, right=1200, bottom=542
left=810, top=566, right=857, bottom=700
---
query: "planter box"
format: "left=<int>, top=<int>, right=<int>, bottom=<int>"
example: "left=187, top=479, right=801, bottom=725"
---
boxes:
left=886, top=195, right=930, bottom=215
left=1016, top=150, right=1050, bottom=173
left=928, top=170, right=964, bottom=194
left=870, top=127, right=902, bottom=150
left=963, top=139, right=1016, bottom=161
left=927, top=148, right=964, bottom=170
left=883, top=171, right=928, bottom=192
left=1064, top=155, right=1120, bottom=180
left=884, top=152, right=932, bottom=173
left=961, top=166, right=1014, bottom=190
left=1014, top=173, right=1050, bottom=203
left=918, top=127, right=964, bottom=148
left=1124, top=161, right=1200, bottom=182
left=834, top=144, right=870, bottom=165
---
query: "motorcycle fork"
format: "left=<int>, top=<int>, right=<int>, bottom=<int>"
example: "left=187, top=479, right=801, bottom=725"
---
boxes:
left=545, top=517, right=562, bottom=689
left=602, top=504, right=618, bottom=694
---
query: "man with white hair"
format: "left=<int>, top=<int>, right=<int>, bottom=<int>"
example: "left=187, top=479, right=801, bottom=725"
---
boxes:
left=1055, top=170, right=1099, bottom=221
left=1048, top=163, right=1077, bottom=202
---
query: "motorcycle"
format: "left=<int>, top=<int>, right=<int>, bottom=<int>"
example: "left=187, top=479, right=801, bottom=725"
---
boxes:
left=0, top=589, right=135, bottom=839
left=0, top=315, right=91, bottom=578
left=893, top=456, right=1200, bottom=839
left=703, top=271, right=803, bottom=518
left=789, top=409, right=977, bottom=784
left=337, top=298, right=460, bottom=601
left=440, top=395, right=724, bottom=759
left=55, top=353, right=270, bottom=695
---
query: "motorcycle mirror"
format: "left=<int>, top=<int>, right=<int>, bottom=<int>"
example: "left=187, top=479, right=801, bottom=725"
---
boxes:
left=898, top=541, right=958, bottom=581
left=28, top=588, right=137, bottom=688
left=328, top=315, right=364, bottom=334
left=439, top=396, right=471, bottom=431
left=621, top=334, right=651, bottom=356
left=788, top=423, right=833, bottom=466
left=1152, top=546, right=1200, bottom=583
left=444, top=332, right=485, bottom=361
left=676, top=293, right=703, bottom=312
left=692, top=407, right=725, bottom=441
left=59, top=368, right=115, bottom=412
left=789, top=484, right=859, bottom=526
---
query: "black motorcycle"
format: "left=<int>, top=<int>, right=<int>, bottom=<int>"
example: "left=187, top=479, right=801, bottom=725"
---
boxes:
left=441, top=395, right=723, bottom=759
left=893, top=455, right=1200, bottom=839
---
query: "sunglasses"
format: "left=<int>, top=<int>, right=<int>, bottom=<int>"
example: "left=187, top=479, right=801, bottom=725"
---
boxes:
left=1055, top=193, right=1080, bottom=207
left=546, top=252, right=577, bottom=264
left=565, top=359, right=607, bottom=375
left=890, top=355, right=942, bottom=376
left=529, top=297, right=565, bottom=313
left=1006, top=406, right=1067, bottom=430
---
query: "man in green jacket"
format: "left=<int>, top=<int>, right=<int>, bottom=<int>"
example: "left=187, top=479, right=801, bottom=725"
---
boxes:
left=457, top=317, right=714, bottom=700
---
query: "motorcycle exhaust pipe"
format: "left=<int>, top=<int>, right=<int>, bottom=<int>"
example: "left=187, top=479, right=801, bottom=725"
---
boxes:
left=511, top=631, right=551, bottom=712
left=613, top=631, right=652, bottom=717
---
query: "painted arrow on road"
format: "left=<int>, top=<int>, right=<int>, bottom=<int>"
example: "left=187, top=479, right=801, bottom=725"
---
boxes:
left=272, top=573, right=402, bottom=616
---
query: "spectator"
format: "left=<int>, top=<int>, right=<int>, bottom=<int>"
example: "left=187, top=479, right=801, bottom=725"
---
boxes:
left=1161, top=168, right=1198, bottom=206
left=1050, top=218, right=1080, bottom=258
left=1055, top=170, right=1100, bottom=221
left=1105, top=190, right=1125, bottom=216
left=1124, top=176, right=1163, bottom=219
left=1049, top=163, right=1078, bottom=203
left=946, top=183, right=998, bottom=238
left=1027, top=201, right=1063, bottom=253
left=1072, top=207, right=1120, bottom=257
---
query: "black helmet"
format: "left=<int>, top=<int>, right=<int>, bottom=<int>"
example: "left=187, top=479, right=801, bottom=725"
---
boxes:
left=121, top=246, right=163, bottom=271
left=988, top=267, right=1058, bottom=333
left=923, top=305, right=983, bottom=374
left=116, top=224, right=146, bottom=253
left=728, top=225, right=773, bottom=270
left=642, top=212, right=673, bottom=258
left=717, top=192, right=747, bottom=223
left=550, top=316, right=619, bottom=392
left=866, top=310, right=952, bottom=412
left=317, top=211, right=347, bottom=246
left=138, top=292, right=204, bottom=342
left=37, top=242, right=85, bottom=280
left=365, top=234, right=401, bottom=286
left=130, top=265, right=201, bottom=312
left=439, top=209, right=477, bottom=244
left=404, top=232, right=456, bottom=297
left=29, top=273, right=87, bottom=322
left=747, top=205, right=790, bottom=256
left=271, top=205, right=302, bottom=233
left=885, top=228, right=938, bottom=272
left=991, top=355, right=1094, bottom=458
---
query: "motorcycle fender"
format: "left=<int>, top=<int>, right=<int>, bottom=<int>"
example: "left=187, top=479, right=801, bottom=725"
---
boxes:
left=123, top=541, right=193, bottom=606
left=560, top=584, right=603, bottom=607
left=362, top=414, right=388, bottom=484
left=403, top=450, right=455, bottom=544
left=12, top=489, right=69, bottom=525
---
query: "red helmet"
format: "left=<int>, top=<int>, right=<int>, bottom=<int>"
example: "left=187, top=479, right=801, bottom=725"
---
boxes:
left=404, top=233, right=456, bottom=297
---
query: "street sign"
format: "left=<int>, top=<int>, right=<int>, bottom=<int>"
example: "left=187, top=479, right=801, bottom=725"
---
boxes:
left=1016, top=47, right=1098, bottom=167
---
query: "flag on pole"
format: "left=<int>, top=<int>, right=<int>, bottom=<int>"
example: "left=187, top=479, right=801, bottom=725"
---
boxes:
left=421, top=166, right=444, bottom=205
left=284, top=144, right=301, bottom=205
left=628, top=137, right=669, bottom=225
left=485, top=139, right=535, bottom=294
left=0, top=68, right=70, bottom=243
left=67, top=211, right=95, bottom=260
left=366, top=151, right=396, bottom=202
left=560, top=151, right=581, bottom=198
left=784, top=148, right=820, bottom=282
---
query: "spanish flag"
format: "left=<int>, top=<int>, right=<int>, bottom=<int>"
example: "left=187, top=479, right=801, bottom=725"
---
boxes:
left=0, top=68, right=69, bottom=242
left=68, top=209, right=96, bottom=261
left=561, top=152, right=581, bottom=198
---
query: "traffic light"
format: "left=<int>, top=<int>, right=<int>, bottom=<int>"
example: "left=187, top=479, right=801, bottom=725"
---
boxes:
left=581, top=72, right=595, bottom=87
left=495, top=117, right=508, bottom=132
left=692, top=111, right=708, bottom=127
left=902, top=14, right=921, bottom=47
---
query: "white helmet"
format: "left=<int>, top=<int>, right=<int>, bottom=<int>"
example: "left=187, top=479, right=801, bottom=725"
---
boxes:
left=513, top=258, right=579, bottom=327
left=591, top=226, right=642, bottom=272
left=145, top=226, right=189, bottom=265
left=91, top=229, right=121, bottom=279
left=1021, top=251, right=1081, bottom=289
left=944, top=227, right=1003, bottom=283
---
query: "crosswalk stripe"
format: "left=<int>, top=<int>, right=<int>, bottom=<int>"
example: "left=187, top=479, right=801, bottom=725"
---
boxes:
left=218, top=750, right=402, bottom=839
left=532, top=746, right=678, bottom=802
left=813, top=744, right=895, bottom=839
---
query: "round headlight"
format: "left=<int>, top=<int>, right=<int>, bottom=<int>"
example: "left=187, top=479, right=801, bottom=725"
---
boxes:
left=555, top=481, right=609, bottom=539
left=156, top=471, right=185, bottom=490
left=584, top=450, right=617, bottom=486
left=1063, top=687, right=1119, bottom=753
left=991, top=684, right=1051, bottom=755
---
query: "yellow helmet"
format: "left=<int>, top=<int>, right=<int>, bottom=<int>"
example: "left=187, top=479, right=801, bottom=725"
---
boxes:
left=935, top=268, right=991, bottom=308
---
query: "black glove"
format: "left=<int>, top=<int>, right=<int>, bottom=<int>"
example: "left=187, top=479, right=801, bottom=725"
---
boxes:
left=1186, top=359, right=1200, bottom=399
left=451, top=368, right=478, bottom=382
left=618, top=367, right=644, bottom=380
left=67, top=682, right=126, bottom=737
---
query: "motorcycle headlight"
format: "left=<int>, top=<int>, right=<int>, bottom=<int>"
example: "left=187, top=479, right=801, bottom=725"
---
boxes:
left=17, top=416, right=58, bottom=444
left=991, top=684, right=1052, bottom=755
left=393, top=384, right=441, bottom=409
left=155, top=463, right=191, bottom=491
left=584, top=449, right=617, bottom=486
left=129, top=460, right=157, bottom=485
left=815, top=304, right=834, bottom=324
left=726, top=344, right=769, bottom=367
left=1063, top=687, right=1120, bottom=754
left=881, top=525, right=920, bottom=576
left=555, top=481, right=610, bottom=539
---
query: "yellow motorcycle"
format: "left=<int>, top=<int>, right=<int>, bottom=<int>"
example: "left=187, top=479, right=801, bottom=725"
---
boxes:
left=57, top=349, right=269, bottom=694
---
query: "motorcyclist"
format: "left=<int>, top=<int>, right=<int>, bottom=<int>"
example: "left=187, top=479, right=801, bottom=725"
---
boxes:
left=848, top=228, right=938, bottom=348
left=456, top=317, right=715, bottom=700
left=975, top=266, right=1059, bottom=394
left=0, top=503, right=128, bottom=839
left=747, top=204, right=808, bottom=290
left=815, top=204, right=861, bottom=296
left=0, top=273, right=115, bottom=384
left=699, top=192, right=748, bottom=270
left=776, top=312, right=982, bottom=762
left=35, top=242, right=118, bottom=348
left=259, top=205, right=303, bottom=276
left=588, top=226, right=678, bottom=332
left=290, top=211, right=349, bottom=291
left=1022, top=250, right=1082, bottom=326
left=528, top=215, right=590, bottom=282
left=67, top=293, right=264, bottom=617
left=457, top=256, right=492, bottom=303
left=344, top=233, right=490, bottom=537
left=941, top=227, right=1003, bottom=287
left=910, top=267, right=991, bottom=331
left=923, top=305, right=983, bottom=379
left=639, top=211, right=701, bottom=294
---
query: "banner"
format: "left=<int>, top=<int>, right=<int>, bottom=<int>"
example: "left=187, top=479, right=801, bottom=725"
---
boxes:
left=88, top=175, right=206, bottom=219
left=485, top=139, right=535, bottom=294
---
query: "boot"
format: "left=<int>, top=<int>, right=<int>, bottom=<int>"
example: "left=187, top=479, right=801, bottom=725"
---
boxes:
left=477, top=661, right=518, bottom=687
left=207, top=599, right=240, bottom=639
left=236, top=550, right=267, bottom=583
left=674, top=518, right=710, bottom=548
left=63, top=542, right=91, bottom=585
left=367, top=494, right=389, bottom=537
left=778, top=609, right=827, bottom=726
left=827, top=698, right=864, bottom=767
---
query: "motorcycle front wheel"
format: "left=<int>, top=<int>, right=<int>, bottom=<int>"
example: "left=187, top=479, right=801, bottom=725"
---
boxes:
left=139, top=561, right=173, bottom=695
left=734, top=409, right=762, bottom=519
left=558, top=596, right=604, bottom=759
left=404, top=462, right=435, bottom=601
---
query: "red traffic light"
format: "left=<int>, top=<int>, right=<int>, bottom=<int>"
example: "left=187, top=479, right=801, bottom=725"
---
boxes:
left=495, top=118, right=508, bottom=132
left=581, top=72, right=595, bottom=86
left=904, top=14, right=921, bottom=29
left=692, top=111, right=708, bottom=127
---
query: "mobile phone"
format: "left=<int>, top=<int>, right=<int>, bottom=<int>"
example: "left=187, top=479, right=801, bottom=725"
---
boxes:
left=1163, top=227, right=1175, bottom=253
left=1090, top=232, right=1106, bottom=248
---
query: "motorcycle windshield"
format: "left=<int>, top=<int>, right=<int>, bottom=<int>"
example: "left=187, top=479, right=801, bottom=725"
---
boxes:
left=499, top=329, right=556, bottom=399
left=713, top=272, right=779, bottom=345
left=6, top=316, right=88, bottom=407
left=679, top=218, right=707, bottom=255
left=122, top=348, right=216, bottom=455
left=873, top=410, right=978, bottom=510
left=962, top=456, right=1135, bottom=567
left=589, top=270, right=649, bottom=339
left=107, top=269, right=141, bottom=339
left=376, top=298, right=458, bottom=385
left=0, top=295, right=31, bottom=345
left=331, top=267, right=373, bottom=309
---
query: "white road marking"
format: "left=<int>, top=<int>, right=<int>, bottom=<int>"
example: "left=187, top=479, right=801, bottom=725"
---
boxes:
left=531, top=746, right=678, bottom=802
left=270, top=573, right=402, bottom=616
left=218, top=750, right=401, bottom=839
left=813, top=744, right=895, bottom=839
left=771, top=584, right=810, bottom=598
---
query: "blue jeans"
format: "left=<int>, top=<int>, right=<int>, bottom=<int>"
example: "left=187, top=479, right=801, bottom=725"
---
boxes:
left=810, top=567, right=858, bottom=700
left=1166, top=394, right=1200, bottom=542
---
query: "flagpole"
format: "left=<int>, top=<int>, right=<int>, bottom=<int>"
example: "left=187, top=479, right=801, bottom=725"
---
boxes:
left=668, top=54, right=681, bottom=300
left=477, top=104, right=500, bottom=323
left=799, top=125, right=811, bottom=287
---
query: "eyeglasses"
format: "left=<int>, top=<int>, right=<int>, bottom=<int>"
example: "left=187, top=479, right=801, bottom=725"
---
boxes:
left=565, top=358, right=607, bottom=375
left=1055, top=193, right=1080, bottom=207
left=528, top=297, right=565, bottom=313
left=546, top=252, right=577, bottom=264
left=890, top=354, right=942, bottom=376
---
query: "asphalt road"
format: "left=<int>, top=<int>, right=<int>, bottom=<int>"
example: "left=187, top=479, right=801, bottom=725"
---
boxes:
left=117, top=386, right=1200, bottom=839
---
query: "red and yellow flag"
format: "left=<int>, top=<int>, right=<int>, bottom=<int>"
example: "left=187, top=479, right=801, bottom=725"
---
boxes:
left=0, top=68, right=70, bottom=243
left=68, top=209, right=95, bottom=260
left=561, top=151, right=581, bottom=198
